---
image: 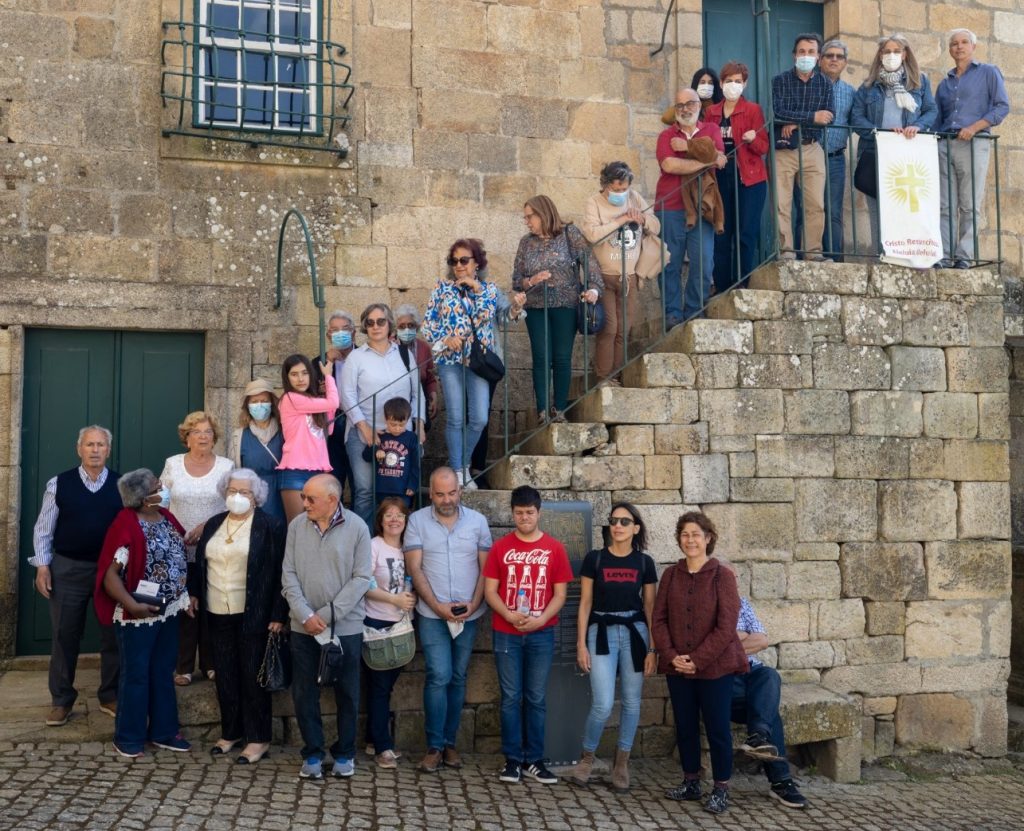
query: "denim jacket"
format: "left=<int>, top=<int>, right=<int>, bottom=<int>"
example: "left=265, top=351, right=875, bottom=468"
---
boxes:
left=851, top=73, right=937, bottom=155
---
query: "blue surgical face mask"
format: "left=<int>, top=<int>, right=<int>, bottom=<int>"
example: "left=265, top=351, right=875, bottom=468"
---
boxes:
left=795, top=55, right=817, bottom=73
left=248, top=401, right=272, bottom=422
left=330, top=330, right=353, bottom=349
left=396, top=327, right=417, bottom=344
left=607, top=190, right=629, bottom=207
left=157, top=486, right=171, bottom=509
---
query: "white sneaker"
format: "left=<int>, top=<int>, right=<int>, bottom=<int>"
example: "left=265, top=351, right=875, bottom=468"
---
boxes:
left=455, top=469, right=478, bottom=490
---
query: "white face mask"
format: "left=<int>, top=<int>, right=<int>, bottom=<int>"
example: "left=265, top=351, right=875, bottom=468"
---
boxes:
left=225, top=493, right=252, bottom=515
left=881, top=53, right=903, bottom=72
left=696, top=83, right=714, bottom=100
left=722, top=81, right=744, bottom=101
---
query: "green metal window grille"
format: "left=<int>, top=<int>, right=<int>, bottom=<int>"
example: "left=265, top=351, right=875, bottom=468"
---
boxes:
left=161, top=0, right=353, bottom=155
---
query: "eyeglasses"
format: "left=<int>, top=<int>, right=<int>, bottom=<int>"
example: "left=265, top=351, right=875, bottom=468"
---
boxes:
left=226, top=488, right=254, bottom=497
left=190, top=429, right=214, bottom=437
left=675, top=101, right=700, bottom=110
left=608, top=516, right=635, bottom=527
left=447, top=256, right=474, bottom=266
left=397, top=326, right=417, bottom=333
left=822, top=53, right=846, bottom=60
left=365, top=317, right=388, bottom=327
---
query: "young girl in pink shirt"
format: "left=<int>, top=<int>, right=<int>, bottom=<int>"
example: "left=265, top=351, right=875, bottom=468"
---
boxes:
left=277, top=353, right=338, bottom=521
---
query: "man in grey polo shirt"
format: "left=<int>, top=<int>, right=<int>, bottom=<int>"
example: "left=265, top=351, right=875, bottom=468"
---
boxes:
left=405, top=467, right=492, bottom=773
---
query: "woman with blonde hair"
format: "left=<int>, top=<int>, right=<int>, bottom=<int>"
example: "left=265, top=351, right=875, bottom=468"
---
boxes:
left=851, top=34, right=937, bottom=253
left=512, top=195, right=602, bottom=424
left=160, top=410, right=234, bottom=686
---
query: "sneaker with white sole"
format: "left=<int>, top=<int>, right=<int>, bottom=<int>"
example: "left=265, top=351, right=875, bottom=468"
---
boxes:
left=499, top=759, right=521, bottom=783
left=666, top=779, right=702, bottom=801
left=522, top=760, right=557, bottom=784
left=332, top=757, right=355, bottom=778
left=151, top=734, right=191, bottom=752
left=770, top=778, right=807, bottom=809
left=375, top=749, right=398, bottom=769
left=299, top=757, right=323, bottom=779
left=740, top=731, right=782, bottom=761
left=112, top=742, right=144, bottom=759
left=705, top=785, right=730, bottom=814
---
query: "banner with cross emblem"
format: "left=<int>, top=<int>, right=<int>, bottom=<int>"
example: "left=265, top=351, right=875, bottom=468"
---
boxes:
left=875, top=131, right=942, bottom=269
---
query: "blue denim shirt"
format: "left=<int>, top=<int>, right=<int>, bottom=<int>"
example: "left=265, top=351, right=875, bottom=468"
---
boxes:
left=936, top=61, right=1010, bottom=133
left=404, top=504, right=492, bottom=620
left=850, top=74, right=938, bottom=155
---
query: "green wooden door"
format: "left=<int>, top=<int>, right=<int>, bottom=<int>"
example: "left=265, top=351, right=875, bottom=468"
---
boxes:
left=16, top=329, right=205, bottom=655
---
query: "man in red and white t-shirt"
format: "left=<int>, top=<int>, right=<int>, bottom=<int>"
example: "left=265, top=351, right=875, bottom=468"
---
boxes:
left=483, top=485, right=573, bottom=786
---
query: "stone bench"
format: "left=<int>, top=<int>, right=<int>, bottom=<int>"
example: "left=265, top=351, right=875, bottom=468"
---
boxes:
left=731, top=683, right=861, bottom=783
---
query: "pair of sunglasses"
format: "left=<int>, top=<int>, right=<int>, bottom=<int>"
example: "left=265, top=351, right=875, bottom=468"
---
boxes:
left=608, top=517, right=635, bottom=527
left=447, top=256, right=474, bottom=266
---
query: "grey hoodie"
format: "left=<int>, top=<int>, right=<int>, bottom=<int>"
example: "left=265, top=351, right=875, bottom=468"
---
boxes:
left=281, top=508, right=372, bottom=636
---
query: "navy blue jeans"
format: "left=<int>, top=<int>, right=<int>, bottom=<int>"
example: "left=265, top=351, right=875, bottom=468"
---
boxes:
left=114, top=613, right=181, bottom=754
left=363, top=616, right=404, bottom=753
left=290, top=631, right=362, bottom=762
left=731, top=664, right=791, bottom=783
left=714, top=161, right=768, bottom=292
left=681, top=216, right=716, bottom=321
left=824, top=151, right=846, bottom=261
left=658, top=208, right=686, bottom=325
left=667, top=673, right=736, bottom=782
left=493, top=628, right=555, bottom=762
left=417, top=615, right=478, bottom=750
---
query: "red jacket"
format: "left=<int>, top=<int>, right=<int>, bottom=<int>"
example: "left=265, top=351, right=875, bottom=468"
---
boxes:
left=704, top=98, right=770, bottom=187
left=653, top=556, right=748, bottom=680
left=93, top=507, right=186, bottom=625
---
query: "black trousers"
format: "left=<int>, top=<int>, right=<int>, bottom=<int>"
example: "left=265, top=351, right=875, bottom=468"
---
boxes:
left=49, top=553, right=119, bottom=707
left=176, top=601, right=212, bottom=677
left=206, top=612, right=273, bottom=743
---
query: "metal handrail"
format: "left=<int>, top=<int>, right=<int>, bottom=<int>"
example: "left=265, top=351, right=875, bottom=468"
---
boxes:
left=274, top=208, right=326, bottom=360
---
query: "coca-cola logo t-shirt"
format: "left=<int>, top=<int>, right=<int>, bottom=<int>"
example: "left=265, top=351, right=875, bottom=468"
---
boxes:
left=483, top=531, right=574, bottom=635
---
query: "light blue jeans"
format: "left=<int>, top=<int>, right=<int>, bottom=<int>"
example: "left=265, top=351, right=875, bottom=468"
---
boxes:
left=581, top=618, right=648, bottom=753
left=345, top=428, right=375, bottom=527
left=438, top=363, right=490, bottom=474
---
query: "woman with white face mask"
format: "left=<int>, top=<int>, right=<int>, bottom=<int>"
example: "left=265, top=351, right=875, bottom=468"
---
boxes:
left=704, top=61, right=770, bottom=291
left=851, top=34, right=938, bottom=253
left=192, top=468, right=288, bottom=765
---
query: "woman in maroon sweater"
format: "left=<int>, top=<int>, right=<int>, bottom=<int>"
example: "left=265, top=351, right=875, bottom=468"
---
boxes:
left=653, top=511, right=748, bottom=815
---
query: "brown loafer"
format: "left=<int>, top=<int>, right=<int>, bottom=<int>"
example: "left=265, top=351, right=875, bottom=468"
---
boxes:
left=46, top=705, right=71, bottom=727
left=98, top=701, right=117, bottom=718
left=419, top=747, right=443, bottom=773
left=442, top=746, right=463, bottom=769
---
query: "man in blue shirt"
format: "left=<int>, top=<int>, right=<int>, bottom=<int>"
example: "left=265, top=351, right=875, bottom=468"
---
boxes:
left=935, top=28, right=1010, bottom=268
left=819, top=40, right=856, bottom=261
left=771, top=33, right=835, bottom=262
left=404, top=467, right=492, bottom=773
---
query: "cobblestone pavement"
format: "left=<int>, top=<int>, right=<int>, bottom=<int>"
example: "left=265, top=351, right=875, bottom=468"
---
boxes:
left=1, top=743, right=1023, bottom=831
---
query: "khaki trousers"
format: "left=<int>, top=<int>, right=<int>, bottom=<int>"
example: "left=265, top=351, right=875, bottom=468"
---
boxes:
left=776, top=142, right=826, bottom=255
left=594, top=271, right=639, bottom=379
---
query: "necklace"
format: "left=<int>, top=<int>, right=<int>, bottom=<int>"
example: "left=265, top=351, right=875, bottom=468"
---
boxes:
left=224, top=514, right=252, bottom=544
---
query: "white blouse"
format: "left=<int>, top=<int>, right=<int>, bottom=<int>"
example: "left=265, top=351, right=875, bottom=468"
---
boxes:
left=159, top=454, right=234, bottom=558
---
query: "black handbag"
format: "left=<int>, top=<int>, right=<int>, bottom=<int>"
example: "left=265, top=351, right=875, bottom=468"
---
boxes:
left=316, top=608, right=345, bottom=686
left=256, top=630, right=292, bottom=693
left=565, top=227, right=606, bottom=336
left=467, top=325, right=505, bottom=383
left=854, top=149, right=878, bottom=198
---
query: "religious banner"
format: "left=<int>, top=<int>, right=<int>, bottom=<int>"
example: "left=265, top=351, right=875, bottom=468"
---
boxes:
left=876, top=131, right=942, bottom=269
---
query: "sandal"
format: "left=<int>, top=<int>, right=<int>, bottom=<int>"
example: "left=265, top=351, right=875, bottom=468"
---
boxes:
left=206, top=670, right=216, bottom=681
left=173, top=673, right=192, bottom=687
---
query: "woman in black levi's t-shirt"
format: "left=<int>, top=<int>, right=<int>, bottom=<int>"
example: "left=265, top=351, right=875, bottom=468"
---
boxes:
left=570, top=502, right=658, bottom=792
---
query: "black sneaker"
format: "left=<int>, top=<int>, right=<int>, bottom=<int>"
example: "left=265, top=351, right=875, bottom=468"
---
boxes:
left=770, top=779, right=807, bottom=809
left=522, top=760, right=558, bottom=784
left=666, top=779, right=702, bottom=801
left=705, top=785, right=730, bottom=814
left=499, top=759, right=521, bottom=783
left=740, top=732, right=782, bottom=761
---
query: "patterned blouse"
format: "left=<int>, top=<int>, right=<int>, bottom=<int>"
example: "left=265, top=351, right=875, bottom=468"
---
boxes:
left=113, top=516, right=190, bottom=626
left=511, top=223, right=604, bottom=310
left=421, top=277, right=498, bottom=367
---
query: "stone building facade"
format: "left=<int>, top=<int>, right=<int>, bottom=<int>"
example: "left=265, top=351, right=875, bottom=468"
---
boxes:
left=0, top=0, right=1021, bottom=761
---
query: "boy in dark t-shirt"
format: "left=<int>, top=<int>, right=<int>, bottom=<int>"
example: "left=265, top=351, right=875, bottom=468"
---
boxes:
left=362, top=397, right=420, bottom=506
left=483, top=485, right=573, bottom=786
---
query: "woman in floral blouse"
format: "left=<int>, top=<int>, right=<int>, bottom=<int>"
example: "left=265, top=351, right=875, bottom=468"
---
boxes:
left=421, top=238, right=498, bottom=489
left=512, top=195, right=603, bottom=424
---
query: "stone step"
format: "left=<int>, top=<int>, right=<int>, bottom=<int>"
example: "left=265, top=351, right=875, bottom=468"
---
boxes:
left=518, top=421, right=609, bottom=456
left=652, top=318, right=753, bottom=355
left=489, top=455, right=573, bottom=490
left=572, top=384, right=698, bottom=425
left=620, top=352, right=695, bottom=388
left=748, top=259, right=869, bottom=295
left=706, top=288, right=785, bottom=321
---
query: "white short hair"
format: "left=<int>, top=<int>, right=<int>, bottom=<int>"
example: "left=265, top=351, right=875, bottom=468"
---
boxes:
left=78, top=425, right=112, bottom=447
left=218, top=468, right=269, bottom=507
left=948, top=28, right=977, bottom=46
left=328, top=309, right=355, bottom=328
left=394, top=304, right=421, bottom=324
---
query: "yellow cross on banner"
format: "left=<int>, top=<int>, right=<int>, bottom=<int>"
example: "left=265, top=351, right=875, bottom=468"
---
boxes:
left=888, top=162, right=929, bottom=213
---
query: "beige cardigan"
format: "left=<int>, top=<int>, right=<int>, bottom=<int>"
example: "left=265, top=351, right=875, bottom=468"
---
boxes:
left=581, top=191, right=662, bottom=278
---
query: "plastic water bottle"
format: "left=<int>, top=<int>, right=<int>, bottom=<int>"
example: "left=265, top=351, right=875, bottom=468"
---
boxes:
left=516, top=589, right=530, bottom=616
left=404, top=575, right=414, bottom=593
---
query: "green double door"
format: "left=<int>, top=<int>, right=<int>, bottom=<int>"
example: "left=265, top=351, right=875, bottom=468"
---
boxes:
left=16, top=329, right=205, bottom=656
